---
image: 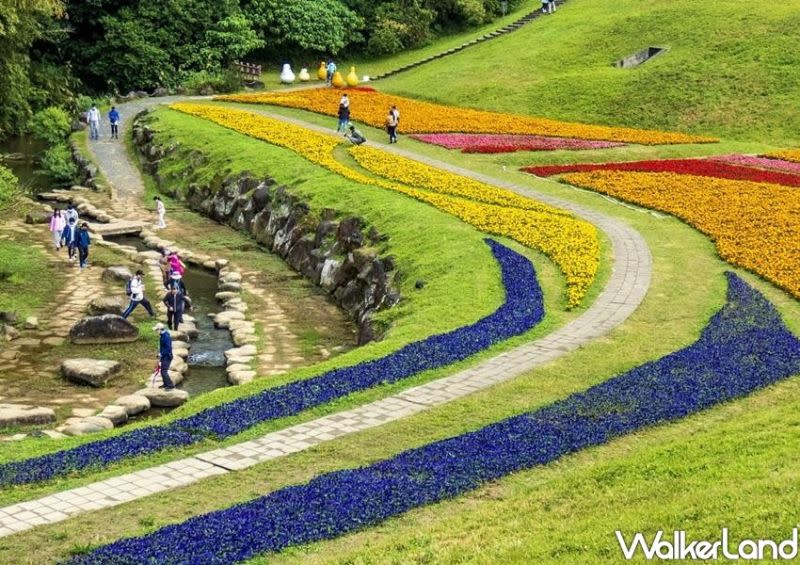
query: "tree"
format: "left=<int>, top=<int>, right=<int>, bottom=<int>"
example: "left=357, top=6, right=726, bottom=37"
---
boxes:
left=0, top=0, right=65, bottom=136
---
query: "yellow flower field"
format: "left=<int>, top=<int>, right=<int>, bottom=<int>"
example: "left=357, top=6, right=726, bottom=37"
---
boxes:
left=216, top=89, right=717, bottom=145
left=171, top=102, right=599, bottom=307
left=763, top=149, right=800, bottom=163
left=562, top=170, right=800, bottom=299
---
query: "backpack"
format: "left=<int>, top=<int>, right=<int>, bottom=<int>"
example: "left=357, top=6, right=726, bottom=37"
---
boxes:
left=125, top=279, right=133, bottom=296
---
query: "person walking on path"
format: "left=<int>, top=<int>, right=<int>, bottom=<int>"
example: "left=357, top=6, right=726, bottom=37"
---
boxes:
left=159, top=250, right=172, bottom=288
left=542, top=0, right=549, bottom=13
left=154, top=196, right=166, bottom=229
left=154, top=323, right=175, bottom=390
left=121, top=270, right=156, bottom=319
left=108, top=106, right=121, bottom=139
left=385, top=107, right=399, bottom=144
left=345, top=125, right=366, bottom=145
left=163, top=285, right=187, bottom=331
left=64, top=203, right=79, bottom=225
left=336, top=100, right=350, bottom=132
left=76, top=222, right=91, bottom=269
left=61, top=217, right=78, bottom=262
left=87, top=104, right=101, bottom=140
left=49, top=209, right=66, bottom=251
left=167, top=251, right=186, bottom=277
left=548, top=0, right=556, bottom=13
left=326, top=59, right=337, bottom=86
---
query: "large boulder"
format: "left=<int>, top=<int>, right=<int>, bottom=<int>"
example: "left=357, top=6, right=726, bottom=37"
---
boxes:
left=88, top=296, right=125, bottom=316
left=69, top=315, right=139, bottom=344
left=97, top=405, right=128, bottom=425
left=102, top=266, right=133, bottom=283
left=0, top=404, right=56, bottom=427
left=61, top=358, right=122, bottom=387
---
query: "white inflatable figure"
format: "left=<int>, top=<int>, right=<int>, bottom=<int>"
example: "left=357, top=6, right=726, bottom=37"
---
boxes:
left=280, top=63, right=296, bottom=84
left=298, top=68, right=311, bottom=81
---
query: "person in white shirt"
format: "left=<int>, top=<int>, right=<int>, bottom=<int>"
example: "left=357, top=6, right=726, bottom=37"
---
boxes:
left=154, top=196, right=166, bottom=229
left=121, top=270, right=156, bottom=318
left=87, top=104, right=101, bottom=140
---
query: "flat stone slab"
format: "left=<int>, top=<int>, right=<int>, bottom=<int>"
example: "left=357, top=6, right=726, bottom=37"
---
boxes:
left=212, top=310, right=245, bottom=329
left=62, top=358, right=122, bottom=387
left=62, top=416, right=114, bottom=436
left=135, top=388, right=189, bottom=407
left=228, top=371, right=256, bottom=385
left=113, top=394, right=151, bottom=416
left=70, top=315, right=139, bottom=344
left=102, top=266, right=133, bottom=282
left=0, top=404, right=56, bottom=427
left=225, top=345, right=257, bottom=359
left=88, top=296, right=125, bottom=316
left=97, top=405, right=128, bottom=425
left=88, top=220, right=148, bottom=236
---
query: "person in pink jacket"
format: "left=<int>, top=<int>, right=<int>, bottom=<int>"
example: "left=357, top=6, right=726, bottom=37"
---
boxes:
left=167, top=251, right=186, bottom=276
left=49, top=209, right=66, bottom=251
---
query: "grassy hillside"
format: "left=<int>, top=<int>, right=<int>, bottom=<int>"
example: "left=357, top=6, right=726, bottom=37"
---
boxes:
left=379, top=0, right=800, bottom=144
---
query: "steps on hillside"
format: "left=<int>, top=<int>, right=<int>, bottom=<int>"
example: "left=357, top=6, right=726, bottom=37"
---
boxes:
left=371, top=1, right=564, bottom=81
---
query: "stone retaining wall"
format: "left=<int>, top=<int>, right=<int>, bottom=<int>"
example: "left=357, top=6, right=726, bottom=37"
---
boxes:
left=132, top=114, right=400, bottom=344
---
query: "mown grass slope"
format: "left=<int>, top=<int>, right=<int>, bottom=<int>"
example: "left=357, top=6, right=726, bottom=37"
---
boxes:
left=379, top=0, right=800, bottom=144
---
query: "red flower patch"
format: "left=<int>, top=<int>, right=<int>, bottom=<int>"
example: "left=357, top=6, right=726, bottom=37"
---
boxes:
left=522, top=159, right=800, bottom=187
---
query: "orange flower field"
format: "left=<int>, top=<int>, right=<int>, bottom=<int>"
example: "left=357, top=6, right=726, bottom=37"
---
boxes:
left=215, top=89, right=717, bottom=145
left=171, top=102, right=599, bottom=307
left=562, top=170, right=800, bottom=299
left=762, top=149, right=800, bottom=164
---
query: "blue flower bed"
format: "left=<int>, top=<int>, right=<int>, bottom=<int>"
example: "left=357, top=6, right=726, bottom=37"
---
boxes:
left=0, top=239, right=544, bottom=487
left=68, top=273, right=800, bottom=564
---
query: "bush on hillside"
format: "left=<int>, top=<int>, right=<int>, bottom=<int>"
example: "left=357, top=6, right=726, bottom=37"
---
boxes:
left=181, top=69, right=241, bottom=94
left=40, top=143, right=77, bottom=185
left=0, top=165, right=18, bottom=206
left=28, top=106, right=72, bottom=144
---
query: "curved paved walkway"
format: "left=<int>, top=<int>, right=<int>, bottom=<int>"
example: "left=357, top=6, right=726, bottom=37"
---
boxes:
left=0, top=101, right=651, bottom=538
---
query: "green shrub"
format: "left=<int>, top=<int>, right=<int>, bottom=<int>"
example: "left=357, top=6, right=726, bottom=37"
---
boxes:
left=181, top=69, right=241, bottom=93
left=73, top=94, right=94, bottom=115
left=0, top=165, right=18, bottom=206
left=28, top=106, right=71, bottom=144
left=40, top=143, right=77, bottom=185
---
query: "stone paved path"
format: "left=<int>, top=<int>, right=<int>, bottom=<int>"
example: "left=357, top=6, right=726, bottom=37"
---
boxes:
left=0, top=101, right=652, bottom=538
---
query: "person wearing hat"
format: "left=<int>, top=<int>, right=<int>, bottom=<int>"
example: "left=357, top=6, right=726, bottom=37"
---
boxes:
left=122, top=270, right=156, bottom=319
left=162, top=284, right=187, bottom=331
left=154, top=322, right=175, bottom=389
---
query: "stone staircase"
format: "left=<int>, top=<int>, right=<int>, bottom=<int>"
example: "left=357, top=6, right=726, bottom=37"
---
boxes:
left=370, top=2, right=562, bottom=81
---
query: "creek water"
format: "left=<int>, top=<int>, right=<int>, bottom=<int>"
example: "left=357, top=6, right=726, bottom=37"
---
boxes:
left=106, top=235, right=231, bottom=397
left=0, top=135, right=51, bottom=193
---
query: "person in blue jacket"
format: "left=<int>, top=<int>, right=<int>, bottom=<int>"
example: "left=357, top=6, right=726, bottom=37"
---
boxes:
left=154, top=323, right=175, bottom=389
left=60, top=217, right=79, bottom=262
left=76, top=222, right=91, bottom=269
left=108, top=106, right=121, bottom=139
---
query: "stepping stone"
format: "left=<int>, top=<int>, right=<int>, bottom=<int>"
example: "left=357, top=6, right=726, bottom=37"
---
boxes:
left=227, top=371, right=256, bottom=385
left=212, top=310, right=245, bottom=329
left=232, top=333, right=257, bottom=346
left=62, top=358, right=122, bottom=387
left=70, top=315, right=138, bottom=344
left=102, top=266, right=133, bottom=282
left=135, top=387, right=189, bottom=407
left=215, top=291, right=239, bottom=301
left=225, top=345, right=257, bottom=359
left=43, top=336, right=66, bottom=346
left=62, top=417, right=113, bottom=436
left=23, top=316, right=38, bottom=329
left=40, top=430, right=67, bottom=439
left=88, top=296, right=125, bottom=316
left=0, top=404, right=56, bottom=427
left=219, top=271, right=242, bottom=283
left=226, top=363, right=251, bottom=374
left=97, top=405, right=128, bottom=425
left=15, top=338, right=41, bottom=347
left=226, top=356, right=254, bottom=365
left=71, top=407, right=97, bottom=418
left=113, top=394, right=151, bottom=416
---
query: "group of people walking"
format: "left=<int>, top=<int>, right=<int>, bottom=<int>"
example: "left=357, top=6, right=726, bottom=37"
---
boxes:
left=541, top=0, right=557, bottom=14
left=87, top=104, right=121, bottom=141
left=336, top=94, right=401, bottom=145
left=49, top=205, right=91, bottom=268
left=122, top=250, right=190, bottom=390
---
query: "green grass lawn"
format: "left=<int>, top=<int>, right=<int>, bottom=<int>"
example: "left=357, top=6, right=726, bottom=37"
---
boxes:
left=0, top=241, right=60, bottom=322
left=376, top=0, right=800, bottom=145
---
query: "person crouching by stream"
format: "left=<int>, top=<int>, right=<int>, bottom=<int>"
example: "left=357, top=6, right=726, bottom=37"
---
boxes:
left=122, top=270, right=155, bottom=319
left=163, top=285, right=187, bottom=331
left=154, top=323, right=175, bottom=390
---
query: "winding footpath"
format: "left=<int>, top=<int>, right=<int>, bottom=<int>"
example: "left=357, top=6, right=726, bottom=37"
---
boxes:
left=0, top=97, right=651, bottom=539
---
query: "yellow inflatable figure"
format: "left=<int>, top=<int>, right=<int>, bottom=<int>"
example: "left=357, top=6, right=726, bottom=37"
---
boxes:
left=346, top=66, right=359, bottom=86
left=317, top=61, right=327, bottom=81
left=332, top=71, right=346, bottom=88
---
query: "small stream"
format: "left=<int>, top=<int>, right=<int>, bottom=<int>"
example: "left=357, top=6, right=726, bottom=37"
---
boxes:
left=0, top=135, right=52, bottom=193
left=107, top=235, right=232, bottom=397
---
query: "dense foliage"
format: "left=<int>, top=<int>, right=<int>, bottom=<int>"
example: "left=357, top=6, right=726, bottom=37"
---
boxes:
left=0, top=165, right=19, bottom=206
left=27, top=106, right=71, bottom=144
